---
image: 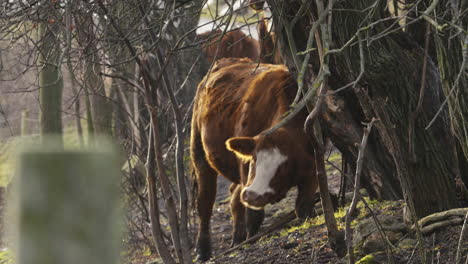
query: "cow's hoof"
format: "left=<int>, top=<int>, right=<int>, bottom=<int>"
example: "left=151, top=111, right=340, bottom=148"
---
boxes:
left=295, top=203, right=316, bottom=220
left=230, top=226, right=246, bottom=247
left=246, top=209, right=265, bottom=237
left=196, top=238, right=212, bottom=262
left=196, top=250, right=211, bottom=262
left=230, top=236, right=245, bottom=248
left=295, top=193, right=319, bottom=220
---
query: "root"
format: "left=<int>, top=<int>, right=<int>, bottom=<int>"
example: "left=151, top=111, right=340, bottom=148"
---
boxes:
left=410, top=208, right=468, bottom=235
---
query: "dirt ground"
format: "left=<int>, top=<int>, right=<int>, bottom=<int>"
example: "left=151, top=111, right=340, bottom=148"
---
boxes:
left=207, top=192, right=467, bottom=264
left=123, top=151, right=467, bottom=264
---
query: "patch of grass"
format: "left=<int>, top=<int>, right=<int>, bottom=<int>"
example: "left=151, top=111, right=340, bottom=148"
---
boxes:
left=62, top=123, right=89, bottom=149
left=0, top=122, right=90, bottom=187
left=0, top=248, right=13, bottom=264
left=0, top=137, right=25, bottom=187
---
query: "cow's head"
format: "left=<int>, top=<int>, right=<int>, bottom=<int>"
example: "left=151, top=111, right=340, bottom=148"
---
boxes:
left=226, top=129, right=314, bottom=209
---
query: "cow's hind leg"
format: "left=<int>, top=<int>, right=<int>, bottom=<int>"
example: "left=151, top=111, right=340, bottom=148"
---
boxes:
left=192, top=138, right=217, bottom=261
left=194, top=164, right=217, bottom=261
left=246, top=208, right=265, bottom=238
left=230, top=184, right=247, bottom=246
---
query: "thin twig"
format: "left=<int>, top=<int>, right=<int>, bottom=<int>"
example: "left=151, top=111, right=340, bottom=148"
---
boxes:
left=345, top=118, right=377, bottom=264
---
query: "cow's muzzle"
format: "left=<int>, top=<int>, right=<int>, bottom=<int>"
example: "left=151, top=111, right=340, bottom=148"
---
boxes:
left=240, top=188, right=272, bottom=210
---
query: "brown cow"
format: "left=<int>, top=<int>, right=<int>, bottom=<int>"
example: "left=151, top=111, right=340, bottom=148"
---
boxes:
left=257, top=16, right=283, bottom=64
left=191, top=58, right=318, bottom=261
left=197, top=29, right=260, bottom=63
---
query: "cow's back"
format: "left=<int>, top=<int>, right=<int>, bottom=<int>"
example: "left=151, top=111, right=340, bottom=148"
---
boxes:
left=198, top=29, right=260, bottom=63
left=192, top=58, right=296, bottom=183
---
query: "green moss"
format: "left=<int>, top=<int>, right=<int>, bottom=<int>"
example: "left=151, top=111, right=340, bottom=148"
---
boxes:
left=354, top=197, right=397, bottom=221
left=278, top=208, right=348, bottom=237
left=327, top=152, right=341, bottom=163
left=356, top=254, right=375, bottom=264
left=312, top=208, right=348, bottom=229
left=280, top=219, right=315, bottom=236
left=259, top=234, right=280, bottom=245
left=325, top=152, right=341, bottom=170
left=142, top=246, right=152, bottom=257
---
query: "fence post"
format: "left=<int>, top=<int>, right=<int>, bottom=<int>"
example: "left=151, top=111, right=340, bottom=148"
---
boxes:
left=13, top=142, right=122, bottom=264
left=20, top=110, right=29, bottom=136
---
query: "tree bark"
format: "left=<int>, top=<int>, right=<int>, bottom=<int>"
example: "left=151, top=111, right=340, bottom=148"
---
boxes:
left=267, top=0, right=461, bottom=217
left=429, top=0, right=468, bottom=199
left=38, top=14, right=63, bottom=145
left=65, top=1, right=84, bottom=148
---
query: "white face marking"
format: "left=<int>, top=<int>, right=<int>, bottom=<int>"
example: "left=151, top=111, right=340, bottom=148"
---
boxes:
left=244, top=147, right=287, bottom=196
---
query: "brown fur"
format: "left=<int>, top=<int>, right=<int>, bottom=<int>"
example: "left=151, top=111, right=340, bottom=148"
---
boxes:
left=191, top=58, right=318, bottom=261
left=197, top=29, right=260, bottom=63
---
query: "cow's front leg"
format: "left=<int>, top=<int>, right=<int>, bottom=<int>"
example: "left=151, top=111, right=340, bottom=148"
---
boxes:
left=246, top=208, right=264, bottom=238
left=230, top=184, right=246, bottom=246
left=295, top=178, right=320, bottom=220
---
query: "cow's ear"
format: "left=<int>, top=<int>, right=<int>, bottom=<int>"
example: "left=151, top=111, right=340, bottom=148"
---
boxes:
left=226, top=137, right=256, bottom=159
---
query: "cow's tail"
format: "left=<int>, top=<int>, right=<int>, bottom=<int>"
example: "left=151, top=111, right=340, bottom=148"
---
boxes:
left=190, top=170, right=198, bottom=213
left=189, top=106, right=202, bottom=217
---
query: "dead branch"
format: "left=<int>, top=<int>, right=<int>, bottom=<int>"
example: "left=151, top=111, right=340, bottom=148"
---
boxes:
left=345, top=118, right=377, bottom=264
left=146, top=124, right=177, bottom=264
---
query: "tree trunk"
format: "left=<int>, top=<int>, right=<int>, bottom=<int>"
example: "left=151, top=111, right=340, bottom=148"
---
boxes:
left=430, top=1, right=468, bottom=198
left=38, top=17, right=63, bottom=145
left=75, top=12, right=112, bottom=136
left=104, top=1, right=137, bottom=144
left=267, top=0, right=461, bottom=217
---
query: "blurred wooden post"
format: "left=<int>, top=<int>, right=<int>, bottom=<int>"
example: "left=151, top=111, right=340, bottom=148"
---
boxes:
left=20, top=110, right=29, bottom=136
left=14, top=142, right=121, bottom=264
